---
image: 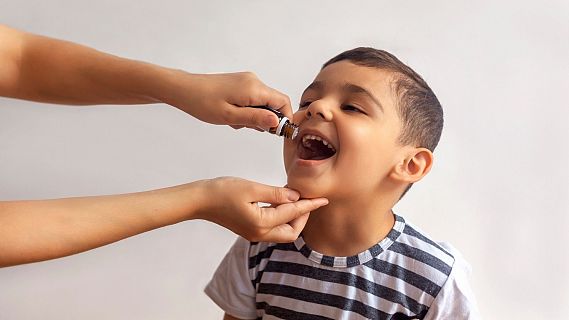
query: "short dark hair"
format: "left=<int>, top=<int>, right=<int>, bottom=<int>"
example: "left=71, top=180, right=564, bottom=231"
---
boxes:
left=322, top=47, right=443, bottom=197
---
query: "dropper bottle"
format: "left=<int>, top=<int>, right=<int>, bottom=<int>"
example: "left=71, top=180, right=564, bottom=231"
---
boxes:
left=248, top=106, right=299, bottom=140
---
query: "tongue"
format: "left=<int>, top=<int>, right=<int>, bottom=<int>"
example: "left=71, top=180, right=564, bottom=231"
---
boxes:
left=299, top=140, right=335, bottom=160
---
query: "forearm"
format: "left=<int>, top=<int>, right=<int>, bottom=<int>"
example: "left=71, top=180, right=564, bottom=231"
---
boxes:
left=0, top=25, right=294, bottom=128
left=0, top=181, right=204, bottom=267
left=0, top=177, right=328, bottom=268
left=0, top=24, right=179, bottom=105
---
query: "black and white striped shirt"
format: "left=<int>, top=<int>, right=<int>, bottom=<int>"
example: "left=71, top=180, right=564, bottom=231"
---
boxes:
left=205, top=214, right=479, bottom=319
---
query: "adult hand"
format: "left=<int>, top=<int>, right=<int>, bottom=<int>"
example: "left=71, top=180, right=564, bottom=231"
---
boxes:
left=0, top=25, right=292, bottom=132
left=0, top=177, right=327, bottom=267
left=0, top=25, right=315, bottom=267
left=160, top=71, right=293, bottom=131
left=195, top=177, right=328, bottom=242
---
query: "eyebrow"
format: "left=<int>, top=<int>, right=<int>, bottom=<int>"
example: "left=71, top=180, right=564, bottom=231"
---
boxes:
left=301, top=81, right=323, bottom=96
left=302, top=81, right=384, bottom=112
left=342, top=83, right=384, bottom=112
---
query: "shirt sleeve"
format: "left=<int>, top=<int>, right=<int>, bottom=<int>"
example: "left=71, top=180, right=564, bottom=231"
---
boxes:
left=423, top=243, right=482, bottom=320
left=204, top=237, right=257, bottom=319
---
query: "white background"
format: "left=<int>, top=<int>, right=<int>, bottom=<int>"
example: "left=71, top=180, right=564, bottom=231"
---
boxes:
left=1, top=1, right=568, bottom=319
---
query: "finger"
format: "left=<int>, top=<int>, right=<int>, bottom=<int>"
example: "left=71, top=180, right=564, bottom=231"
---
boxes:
left=243, top=84, right=292, bottom=120
left=226, top=105, right=279, bottom=130
left=230, top=124, right=264, bottom=132
left=258, top=213, right=310, bottom=243
left=261, top=198, right=328, bottom=227
left=249, top=184, right=302, bottom=204
left=263, top=87, right=293, bottom=120
left=288, top=212, right=310, bottom=235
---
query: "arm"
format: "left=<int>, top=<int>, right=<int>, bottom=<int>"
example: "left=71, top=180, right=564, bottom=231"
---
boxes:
left=0, top=177, right=327, bottom=267
left=0, top=25, right=320, bottom=268
left=0, top=24, right=292, bottom=129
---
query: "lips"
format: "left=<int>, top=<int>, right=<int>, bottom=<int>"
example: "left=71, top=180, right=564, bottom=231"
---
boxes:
left=297, top=131, right=337, bottom=161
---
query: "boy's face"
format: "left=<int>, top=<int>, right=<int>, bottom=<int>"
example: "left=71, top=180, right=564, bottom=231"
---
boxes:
left=283, top=61, right=407, bottom=200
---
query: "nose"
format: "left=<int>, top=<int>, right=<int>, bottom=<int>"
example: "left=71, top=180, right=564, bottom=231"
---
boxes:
left=305, top=101, right=333, bottom=121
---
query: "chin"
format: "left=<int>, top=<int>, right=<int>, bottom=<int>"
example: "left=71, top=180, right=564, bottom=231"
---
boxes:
left=286, top=176, right=328, bottom=199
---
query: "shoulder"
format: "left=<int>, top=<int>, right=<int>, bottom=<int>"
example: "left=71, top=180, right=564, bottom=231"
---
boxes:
left=390, top=216, right=480, bottom=318
left=422, top=244, right=481, bottom=319
left=205, top=237, right=260, bottom=319
left=392, top=217, right=457, bottom=275
left=381, top=215, right=460, bottom=300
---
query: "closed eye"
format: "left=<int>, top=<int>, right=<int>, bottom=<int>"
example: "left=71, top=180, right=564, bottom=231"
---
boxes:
left=298, top=101, right=312, bottom=109
left=341, top=104, right=365, bottom=114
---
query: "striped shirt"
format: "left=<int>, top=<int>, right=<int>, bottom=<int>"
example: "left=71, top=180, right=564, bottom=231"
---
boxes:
left=205, top=214, right=479, bottom=319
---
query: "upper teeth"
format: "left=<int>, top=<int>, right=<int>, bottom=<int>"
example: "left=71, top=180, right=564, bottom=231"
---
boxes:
left=302, top=134, right=336, bottom=152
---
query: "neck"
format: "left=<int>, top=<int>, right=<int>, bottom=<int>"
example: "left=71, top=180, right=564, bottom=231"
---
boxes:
left=302, top=191, right=397, bottom=257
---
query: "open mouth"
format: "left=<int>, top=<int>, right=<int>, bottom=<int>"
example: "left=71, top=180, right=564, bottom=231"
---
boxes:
left=298, top=134, right=337, bottom=161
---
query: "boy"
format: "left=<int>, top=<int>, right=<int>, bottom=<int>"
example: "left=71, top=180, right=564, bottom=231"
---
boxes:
left=205, top=47, right=479, bottom=319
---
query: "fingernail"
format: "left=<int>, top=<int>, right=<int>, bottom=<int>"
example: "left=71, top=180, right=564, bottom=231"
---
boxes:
left=314, top=198, right=329, bottom=206
left=264, top=114, right=277, bottom=128
left=287, top=191, right=300, bottom=201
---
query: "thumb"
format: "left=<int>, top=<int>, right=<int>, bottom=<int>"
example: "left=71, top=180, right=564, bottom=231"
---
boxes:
left=262, top=198, right=329, bottom=227
left=251, top=184, right=302, bottom=205
left=227, top=105, right=279, bottom=130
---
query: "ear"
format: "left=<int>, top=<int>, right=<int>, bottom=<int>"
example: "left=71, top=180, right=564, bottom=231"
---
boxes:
left=390, top=147, right=434, bottom=184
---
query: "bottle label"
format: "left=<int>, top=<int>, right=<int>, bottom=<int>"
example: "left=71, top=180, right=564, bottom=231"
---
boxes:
left=275, top=117, right=288, bottom=136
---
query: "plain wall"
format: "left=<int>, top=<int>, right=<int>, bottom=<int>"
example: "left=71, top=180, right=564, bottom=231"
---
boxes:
left=1, top=1, right=568, bottom=319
